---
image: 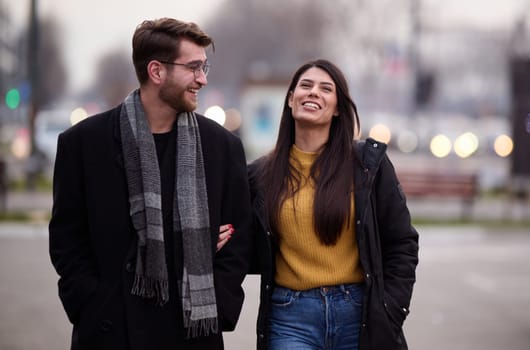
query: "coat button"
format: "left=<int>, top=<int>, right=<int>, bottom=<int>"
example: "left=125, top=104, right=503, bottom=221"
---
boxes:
left=100, top=319, right=113, bottom=332
left=259, top=333, right=265, bottom=339
left=266, top=231, right=271, bottom=236
left=373, top=143, right=378, bottom=148
left=365, top=273, right=370, bottom=279
left=125, top=262, right=134, bottom=272
left=265, top=284, right=270, bottom=290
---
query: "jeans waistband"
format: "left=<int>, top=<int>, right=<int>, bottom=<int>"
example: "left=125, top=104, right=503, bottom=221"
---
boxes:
left=275, top=283, right=364, bottom=297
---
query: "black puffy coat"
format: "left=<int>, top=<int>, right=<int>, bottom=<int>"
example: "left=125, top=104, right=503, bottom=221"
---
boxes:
left=248, top=138, right=419, bottom=350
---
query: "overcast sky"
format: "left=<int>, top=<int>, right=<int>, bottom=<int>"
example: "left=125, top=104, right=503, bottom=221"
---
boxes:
left=9, top=0, right=225, bottom=92
left=7, top=0, right=530, bottom=93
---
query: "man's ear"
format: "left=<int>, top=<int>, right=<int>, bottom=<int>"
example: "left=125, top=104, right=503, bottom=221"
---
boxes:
left=147, top=60, right=164, bottom=84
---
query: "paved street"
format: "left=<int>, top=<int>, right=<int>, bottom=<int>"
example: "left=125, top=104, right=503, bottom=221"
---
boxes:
left=0, top=223, right=529, bottom=349
left=404, top=227, right=530, bottom=350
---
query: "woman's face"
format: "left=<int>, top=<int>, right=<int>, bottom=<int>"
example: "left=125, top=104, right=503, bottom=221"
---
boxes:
left=288, top=67, right=338, bottom=130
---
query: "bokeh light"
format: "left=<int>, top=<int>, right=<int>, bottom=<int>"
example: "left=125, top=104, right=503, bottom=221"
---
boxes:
left=397, top=130, right=419, bottom=153
left=223, top=108, right=242, bottom=131
left=493, top=134, right=513, bottom=157
left=454, top=132, right=479, bottom=158
left=70, top=107, right=89, bottom=125
left=5, top=88, right=21, bottom=110
left=204, top=105, right=226, bottom=126
left=368, top=123, right=392, bottom=144
left=430, top=134, right=452, bottom=158
left=11, top=128, right=30, bottom=159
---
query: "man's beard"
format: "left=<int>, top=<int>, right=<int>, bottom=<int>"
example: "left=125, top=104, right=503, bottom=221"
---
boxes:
left=159, top=83, right=197, bottom=113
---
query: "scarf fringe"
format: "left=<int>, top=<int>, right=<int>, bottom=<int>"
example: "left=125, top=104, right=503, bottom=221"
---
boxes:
left=131, top=274, right=169, bottom=306
left=184, top=315, right=219, bottom=338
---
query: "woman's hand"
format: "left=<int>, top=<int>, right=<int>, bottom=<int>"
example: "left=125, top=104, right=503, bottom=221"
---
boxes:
left=217, top=224, right=235, bottom=252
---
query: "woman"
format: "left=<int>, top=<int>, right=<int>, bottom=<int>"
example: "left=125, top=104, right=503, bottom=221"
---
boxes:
left=248, top=59, right=419, bottom=350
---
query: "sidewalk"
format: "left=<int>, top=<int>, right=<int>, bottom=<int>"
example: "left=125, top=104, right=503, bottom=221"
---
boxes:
left=1, top=225, right=529, bottom=350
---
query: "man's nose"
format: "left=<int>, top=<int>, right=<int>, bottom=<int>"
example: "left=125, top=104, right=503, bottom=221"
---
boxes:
left=195, top=70, right=208, bottom=85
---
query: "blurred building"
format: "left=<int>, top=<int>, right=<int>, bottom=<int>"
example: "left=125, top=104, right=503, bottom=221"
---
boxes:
left=236, top=1, right=530, bottom=192
left=239, top=78, right=287, bottom=160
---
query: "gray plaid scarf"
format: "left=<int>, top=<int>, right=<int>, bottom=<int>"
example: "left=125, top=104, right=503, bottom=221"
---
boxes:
left=120, top=89, right=218, bottom=337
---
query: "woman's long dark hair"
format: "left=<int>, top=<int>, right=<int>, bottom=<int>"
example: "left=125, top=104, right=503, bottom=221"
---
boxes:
left=261, top=59, right=361, bottom=246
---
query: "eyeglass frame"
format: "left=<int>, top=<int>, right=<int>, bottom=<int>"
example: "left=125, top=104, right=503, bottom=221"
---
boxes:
left=158, top=59, right=210, bottom=78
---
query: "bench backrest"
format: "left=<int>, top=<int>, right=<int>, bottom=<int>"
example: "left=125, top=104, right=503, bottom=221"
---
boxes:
left=397, top=171, right=477, bottom=199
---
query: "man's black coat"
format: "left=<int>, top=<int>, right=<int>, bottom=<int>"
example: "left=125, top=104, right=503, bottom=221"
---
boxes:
left=49, top=104, right=252, bottom=350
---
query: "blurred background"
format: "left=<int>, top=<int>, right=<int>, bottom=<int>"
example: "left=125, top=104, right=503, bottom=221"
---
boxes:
left=0, top=0, right=529, bottom=349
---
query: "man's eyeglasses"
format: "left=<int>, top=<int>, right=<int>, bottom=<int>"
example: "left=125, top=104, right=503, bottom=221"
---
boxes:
left=158, top=60, right=210, bottom=78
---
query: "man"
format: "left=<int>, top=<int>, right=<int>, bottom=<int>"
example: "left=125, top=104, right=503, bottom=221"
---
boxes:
left=49, top=18, right=252, bottom=350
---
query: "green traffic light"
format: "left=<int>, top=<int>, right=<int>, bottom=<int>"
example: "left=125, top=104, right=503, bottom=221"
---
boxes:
left=6, top=88, right=21, bottom=109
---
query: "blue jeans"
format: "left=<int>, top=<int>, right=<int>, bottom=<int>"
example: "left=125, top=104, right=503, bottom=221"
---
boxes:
left=268, top=284, right=364, bottom=350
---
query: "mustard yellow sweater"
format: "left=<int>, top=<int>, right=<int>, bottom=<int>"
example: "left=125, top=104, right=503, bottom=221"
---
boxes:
left=275, top=145, right=364, bottom=290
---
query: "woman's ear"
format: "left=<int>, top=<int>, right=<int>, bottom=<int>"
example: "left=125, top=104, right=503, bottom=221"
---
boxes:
left=288, top=91, right=294, bottom=108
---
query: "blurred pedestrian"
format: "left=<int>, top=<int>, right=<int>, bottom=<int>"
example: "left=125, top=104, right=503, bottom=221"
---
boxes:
left=248, top=59, right=419, bottom=349
left=0, top=156, right=6, bottom=213
left=49, top=18, right=252, bottom=350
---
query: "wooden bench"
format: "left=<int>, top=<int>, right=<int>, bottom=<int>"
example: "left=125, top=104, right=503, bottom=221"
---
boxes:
left=396, top=171, right=478, bottom=219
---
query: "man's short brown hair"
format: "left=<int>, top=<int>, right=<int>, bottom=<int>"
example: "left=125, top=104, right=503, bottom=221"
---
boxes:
left=132, top=18, right=214, bottom=84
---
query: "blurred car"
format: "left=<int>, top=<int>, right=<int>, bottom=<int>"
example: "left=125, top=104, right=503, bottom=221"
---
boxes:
left=34, top=109, right=72, bottom=162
